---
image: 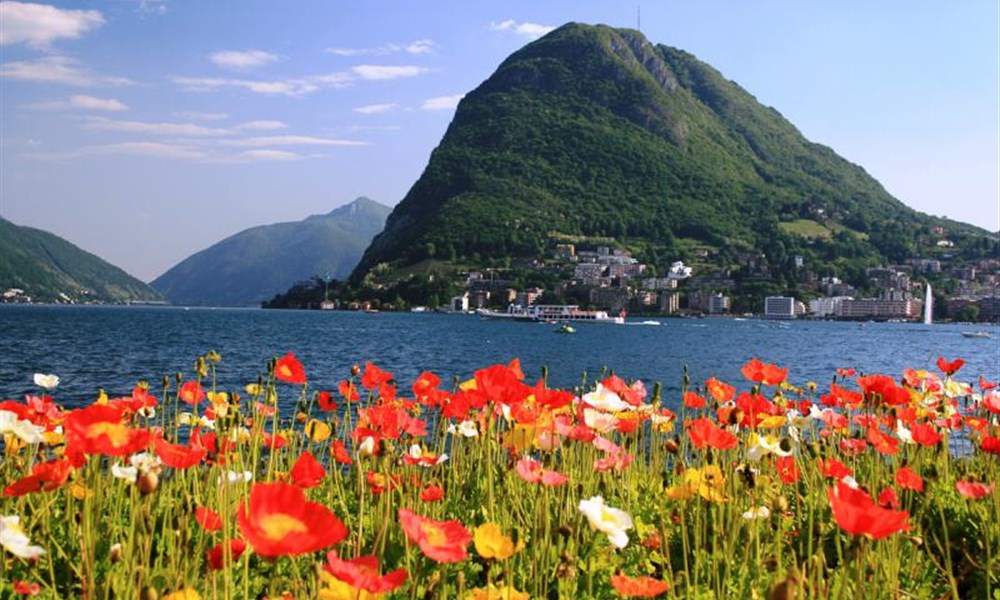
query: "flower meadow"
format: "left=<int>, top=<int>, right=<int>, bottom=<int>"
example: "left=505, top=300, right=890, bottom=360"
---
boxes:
left=1, top=352, right=998, bottom=599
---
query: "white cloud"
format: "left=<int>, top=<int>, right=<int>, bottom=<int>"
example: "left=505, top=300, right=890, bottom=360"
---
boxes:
left=221, top=135, right=366, bottom=147
left=24, top=94, right=129, bottom=112
left=220, top=149, right=302, bottom=163
left=173, top=110, right=229, bottom=121
left=131, top=0, right=168, bottom=16
left=25, top=141, right=207, bottom=161
left=489, top=19, right=555, bottom=40
left=0, top=1, right=105, bottom=49
left=326, top=39, right=436, bottom=57
left=235, top=120, right=287, bottom=131
left=353, top=103, right=397, bottom=115
left=209, top=50, right=279, bottom=71
left=0, top=55, right=132, bottom=86
left=83, top=117, right=230, bottom=137
left=171, top=75, right=319, bottom=96
left=351, top=65, right=427, bottom=81
left=421, top=94, right=464, bottom=111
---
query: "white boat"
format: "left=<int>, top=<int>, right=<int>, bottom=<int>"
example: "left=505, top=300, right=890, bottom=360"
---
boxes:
left=961, top=331, right=991, bottom=339
left=476, top=304, right=625, bottom=324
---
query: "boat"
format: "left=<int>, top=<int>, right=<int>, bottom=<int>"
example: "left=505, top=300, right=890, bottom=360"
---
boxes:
left=554, top=323, right=576, bottom=334
left=961, top=331, right=991, bottom=339
left=476, top=304, right=625, bottom=324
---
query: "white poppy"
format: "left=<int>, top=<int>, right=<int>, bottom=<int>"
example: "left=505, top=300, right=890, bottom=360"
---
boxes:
left=578, top=495, right=633, bottom=549
left=33, top=373, right=59, bottom=390
left=0, top=515, right=46, bottom=559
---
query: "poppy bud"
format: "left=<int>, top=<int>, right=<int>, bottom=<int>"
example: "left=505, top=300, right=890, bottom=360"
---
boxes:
left=351, top=364, right=361, bottom=377
left=110, top=542, right=123, bottom=563
left=664, top=439, right=679, bottom=455
left=557, top=525, right=573, bottom=538
left=138, top=470, right=159, bottom=496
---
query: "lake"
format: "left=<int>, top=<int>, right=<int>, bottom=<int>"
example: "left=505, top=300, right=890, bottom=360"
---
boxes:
left=1, top=304, right=997, bottom=409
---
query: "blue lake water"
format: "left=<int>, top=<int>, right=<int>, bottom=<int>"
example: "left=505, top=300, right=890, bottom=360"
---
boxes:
left=1, top=304, right=997, bottom=409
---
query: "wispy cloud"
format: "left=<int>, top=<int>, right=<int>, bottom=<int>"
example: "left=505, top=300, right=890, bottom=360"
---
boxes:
left=327, top=39, right=436, bottom=57
left=0, top=2, right=105, bottom=49
left=130, top=0, right=169, bottom=17
left=353, top=103, right=397, bottom=115
left=24, top=94, right=129, bottom=112
left=25, top=141, right=207, bottom=161
left=171, top=75, right=320, bottom=96
left=235, top=120, right=287, bottom=131
left=209, top=50, right=279, bottom=70
left=173, top=110, right=229, bottom=121
left=421, top=94, right=464, bottom=111
left=351, top=65, right=427, bottom=81
left=215, top=149, right=303, bottom=163
left=221, top=135, right=367, bottom=148
left=489, top=19, right=555, bottom=40
left=82, top=116, right=230, bottom=137
left=0, top=55, right=132, bottom=86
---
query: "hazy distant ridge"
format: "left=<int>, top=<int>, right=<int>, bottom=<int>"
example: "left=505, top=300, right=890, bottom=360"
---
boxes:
left=151, top=197, right=391, bottom=306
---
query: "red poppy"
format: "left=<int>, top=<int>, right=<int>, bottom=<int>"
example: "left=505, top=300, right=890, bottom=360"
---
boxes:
left=909, top=422, right=943, bottom=447
left=398, top=508, right=471, bottom=563
left=857, top=375, right=910, bottom=406
left=64, top=404, right=151, bottom=457
left=610, top=572, right=671, bottom=597
left=3, top=458, right=72, bottom=497
left=979, top=376, right=997, bottom=391
left=683, top=392, right=706, bottom=409
left=178, top=381, right=206, bottom=405
left=877, top=487, right=900, bottom=510
left=237, top=482, right=348, bottom=557
left=827, top=480, right=911, bottom=539
left=686, top=417, right=738, bottom=450
left=735, top=392, right=781, bottom=429
left=776, top=455, right=800, bottom=484
left=838, top=438, right=868, bottom=457
left=420, top=484, right=444, bottom=503
left=361, top=362, right=393, bottom=390
left=936, top=356, right=965, bottom=376
left=290, top=451, right=326, bottom=488
left=981, top=435, right=1000, bottom=455
left=316, top=390, right=338, bottom=412
left=956, top=480, right=994, bottom=499
left=274, top=352, right=307, bottom=384
left=836, top=367, right=857, bottom=378
left=330, top=440, right=353, bottom=465
left=741, top=358, right=788, bottom=386
left=817, top=457, right=853, bottom=480
left=12, top=580, right=40, bottom=596
left=412, top=371, right=441, bottom=398
left=195, top=506, right=223, bottom=532
left=206, top=538, right=246, bottom=570
left=324, top=550, right=408, bottom=595
left=983, top=392, right=1000, bottom=415
left=263, top=432, right=287, bottom=449
left=533, top=381, right=574, bottom=410
left=895, top=466, right=924, bottom=492
left=821, top=384, right=862, bottom=409
left=153, top=435, right=206, bottom=469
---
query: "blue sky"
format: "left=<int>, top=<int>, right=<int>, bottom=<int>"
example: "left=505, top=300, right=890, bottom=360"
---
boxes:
left=1, top=1, right=997, bottom=282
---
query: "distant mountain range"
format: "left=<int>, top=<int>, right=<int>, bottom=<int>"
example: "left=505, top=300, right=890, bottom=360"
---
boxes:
left=0, top=216, right=162, bottom=304
left=351, top=23, right=989, bottom=292
left=151, top=197, right=390, bottom=306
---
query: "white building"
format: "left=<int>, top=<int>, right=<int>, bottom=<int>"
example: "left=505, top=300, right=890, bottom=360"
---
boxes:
left=809, top=296, right=852, bottom=318
left=764, top=296, right=796, bottom=319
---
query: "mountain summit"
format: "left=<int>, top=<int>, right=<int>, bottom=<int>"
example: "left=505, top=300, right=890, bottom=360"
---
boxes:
left=352, top=23, right=981, bottom=284
left=153, top=197, right=390, bottom=306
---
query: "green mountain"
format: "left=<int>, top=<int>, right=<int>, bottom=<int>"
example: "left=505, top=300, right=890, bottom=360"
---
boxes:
left=152, top=197, right=391, bottom=306
left=0, top=217, right=162, bottom=304
left=352, top=23, right=989, bottom=288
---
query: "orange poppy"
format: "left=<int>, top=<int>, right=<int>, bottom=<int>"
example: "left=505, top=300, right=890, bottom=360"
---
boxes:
left=178, top=381, right=206, bottom=405
left=290, top=451, right=326, bottom=488
left=3, top=458, right=72, bottom=497
left=776, top=455, right=800, bottom=484
left=338, top=380, right=360, bottom=402
left=866, top=426, right=899, bottom=455
left=275, top=352, right=307, bottom=384
left=330, top=440, right=353, bottom=465
left=64, top=404, right=151, bottom=457
left=705, top=377, right=735, bottom=403
left=237, top=482, right=348, bottom=557
left=817, top=457, right=853, bottom=480
left=827, top=480, right=910, bottom=539
left=361, top=362, right=393, bottom=390
left=420, top=484, right=444, bottom=502
left=610, top=572, right=671, bottom=597
left=398, top=508, right=471, bottom=563
left=323, top=551, right=407, bottom=595
left=682, top=392, right=706, bottom=409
